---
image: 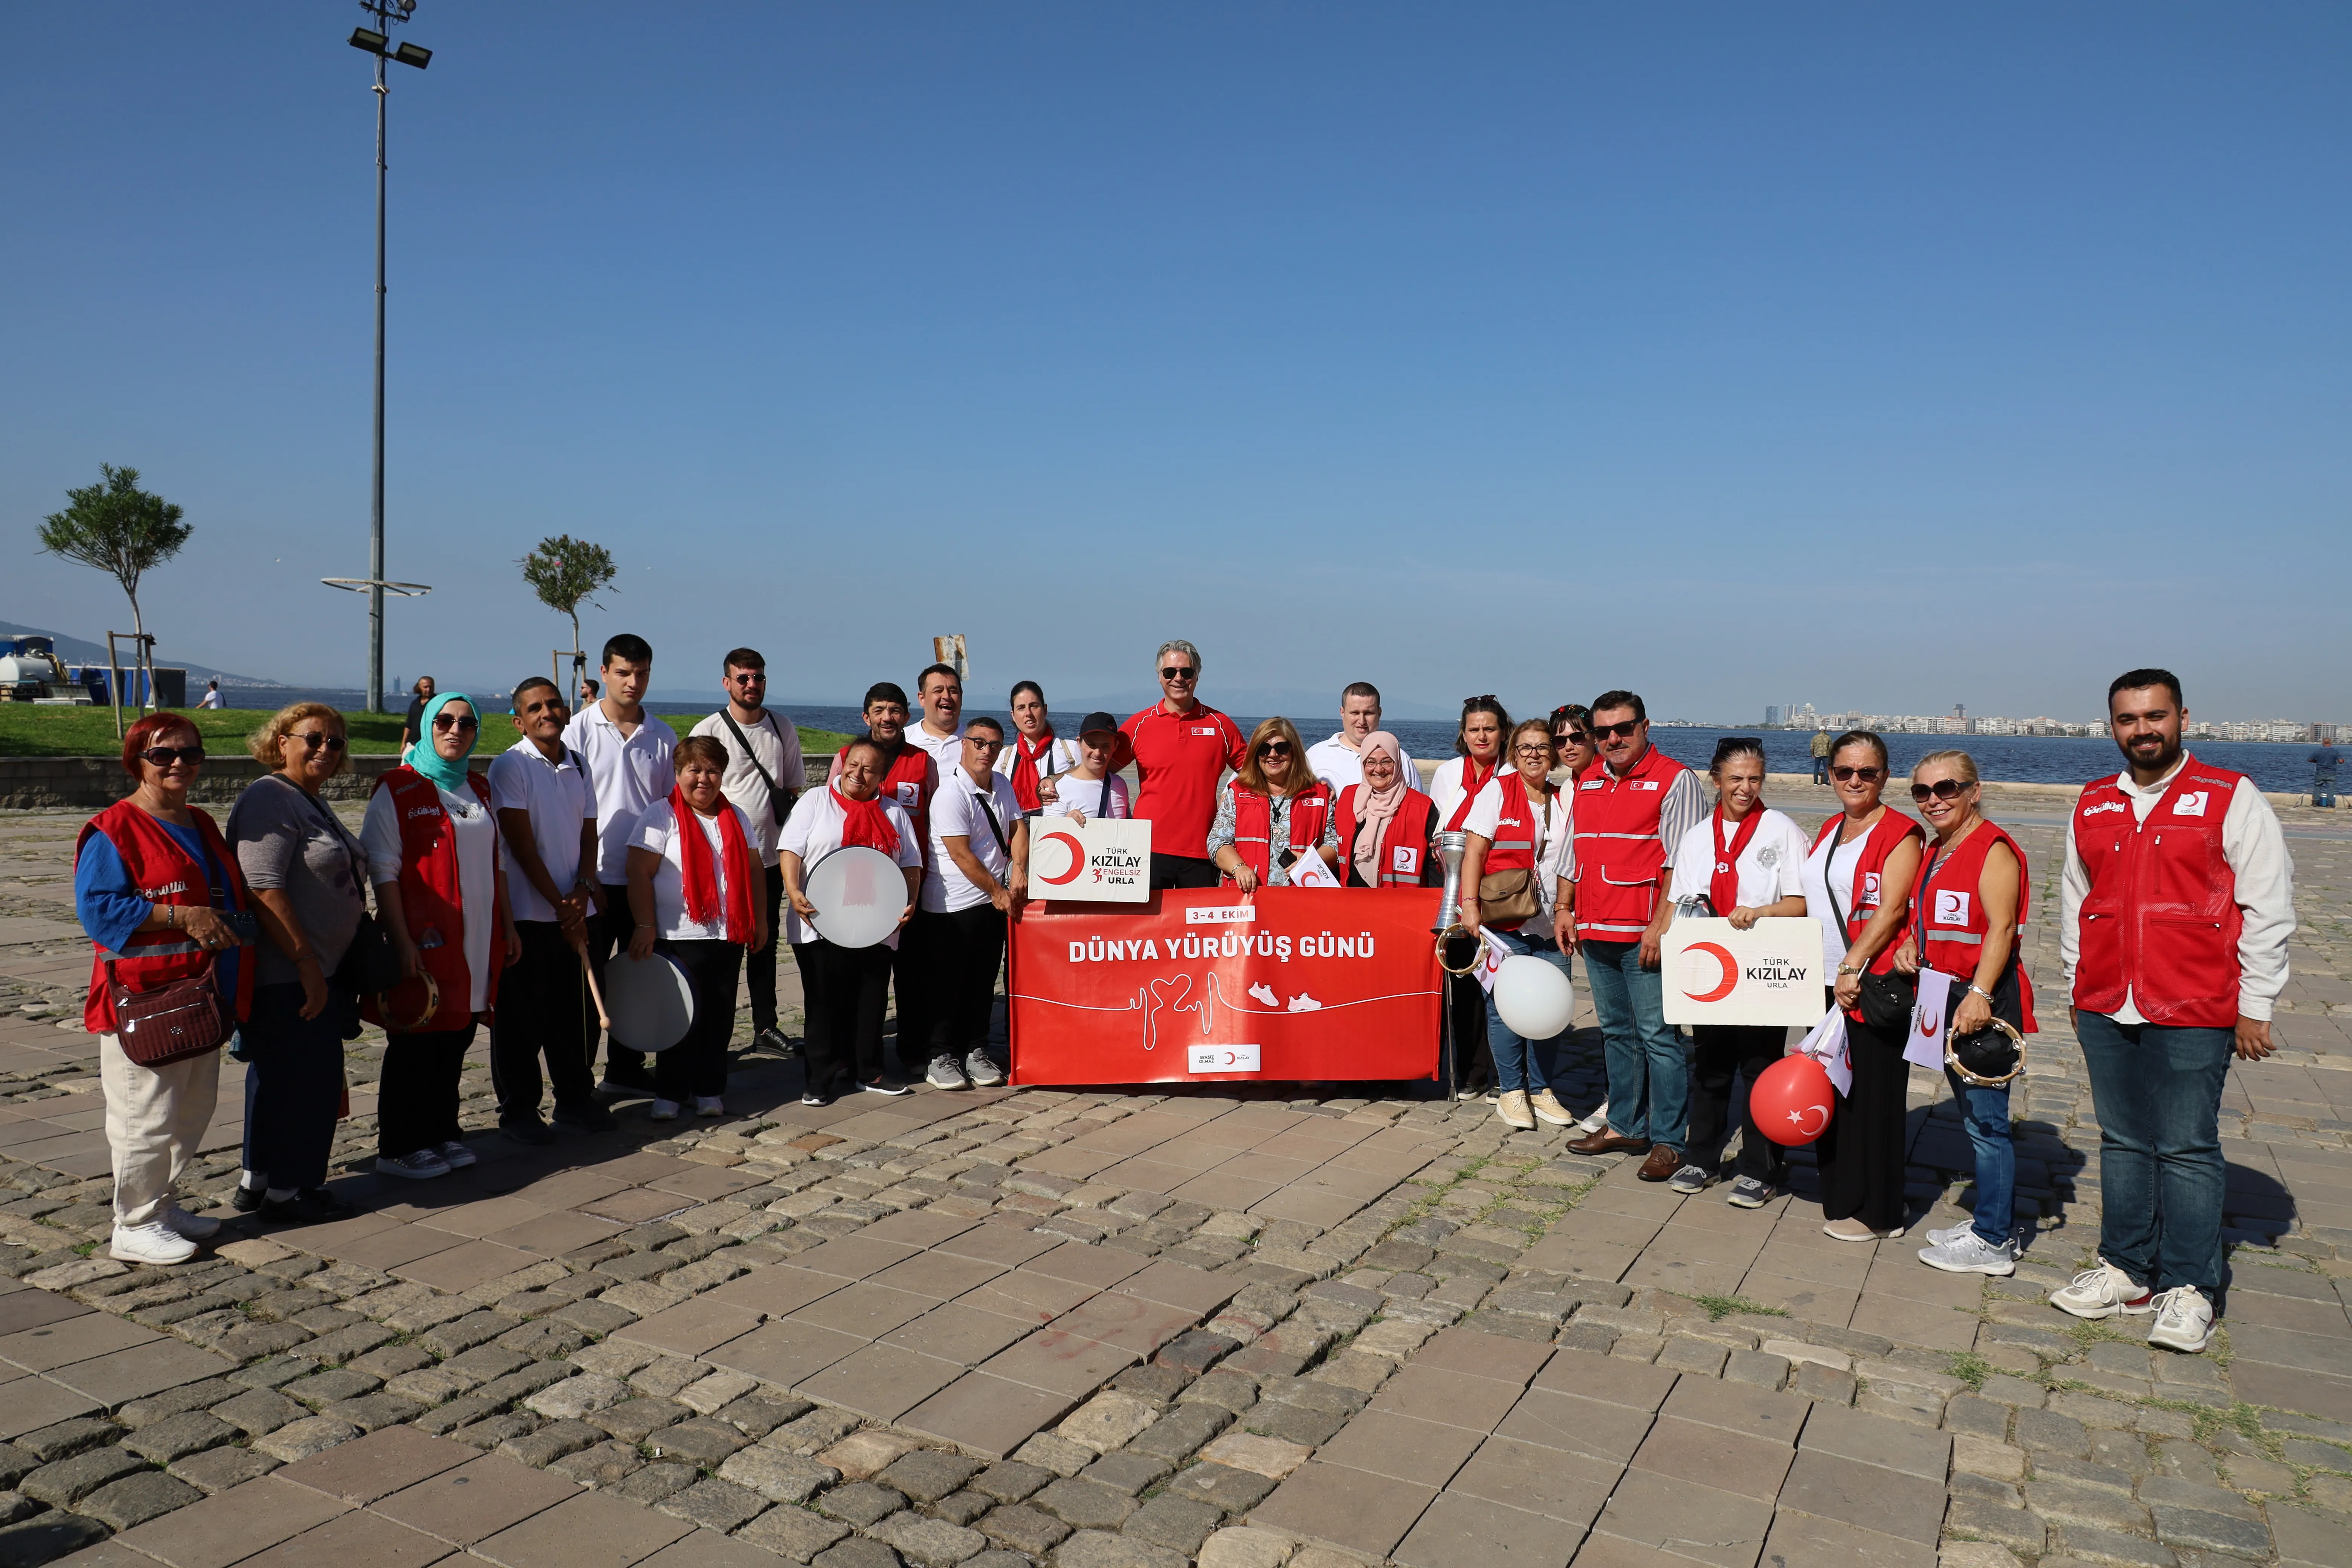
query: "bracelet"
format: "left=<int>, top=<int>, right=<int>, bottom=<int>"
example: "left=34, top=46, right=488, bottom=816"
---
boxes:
left=161, top=904, right=175, bottom=929
left=1968, top=984, right=1995, bottom=1003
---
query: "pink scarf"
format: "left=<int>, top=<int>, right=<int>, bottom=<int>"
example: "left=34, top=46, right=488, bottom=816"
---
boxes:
left=1348, top=732, right=1409, bottom=888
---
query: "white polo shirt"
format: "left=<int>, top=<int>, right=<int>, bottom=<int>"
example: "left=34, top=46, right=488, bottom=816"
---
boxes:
left=777, top=787, right=923, bottom=947
left=486, top=737, right=596, bottom=924
left=926, top=767, right=1025, bottom=914
left=563, top=701, right=675, bottom=886
left=688, top=707, right=805, bottom=867
left=1306, top=733, right=1419, bottom=793
left=910, top=723, right=965, bottom=771
left=1669, top=807, right=1809, bottom=914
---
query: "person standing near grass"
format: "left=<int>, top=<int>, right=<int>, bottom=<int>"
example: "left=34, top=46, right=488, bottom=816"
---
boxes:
left=399, top=675, right=436, bottom=751
left=690, top=648, right=804, bottom=1057
left=564, top=634, right=672, bottom=1100
left=2050, top=669, right=2295, bottom=1353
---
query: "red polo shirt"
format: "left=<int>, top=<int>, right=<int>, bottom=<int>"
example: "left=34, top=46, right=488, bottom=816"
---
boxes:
left=1122, top=703, right=1247, bottom=859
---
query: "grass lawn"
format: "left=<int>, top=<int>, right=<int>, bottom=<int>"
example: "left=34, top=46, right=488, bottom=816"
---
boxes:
left=0, top=703, right=853, bottom=761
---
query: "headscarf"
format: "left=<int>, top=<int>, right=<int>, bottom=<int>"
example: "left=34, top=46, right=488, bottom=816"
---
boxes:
left=671, top=784, right=756, bottom=944
left=1008, top=727, right=1057, bottom=813
left=832, top=781, right=902, bottom=856
left=1348, top=731, right=1410, bottom=888
left=404, top=691, right=479, bottom=795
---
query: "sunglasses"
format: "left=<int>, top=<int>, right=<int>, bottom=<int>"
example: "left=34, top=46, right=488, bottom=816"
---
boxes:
left=1160, top=667, right=1197, bottom=682
left=1259, top=741, right=1293, bottom=756
left=1593, top=720, right=1643, bottom=741
left=140, top=745, right=205, bottom=767
left=967, top=737, right=1006, bottom=752
left=1910, top=779, right=1971, bottom=802
left=1831, top=765, right=1885, bottom=782
left=291, top=732, right=348, bottom=753
left=1557, top=730, right=1590, bottom=745
left=432, top=714, right=480, bottom=732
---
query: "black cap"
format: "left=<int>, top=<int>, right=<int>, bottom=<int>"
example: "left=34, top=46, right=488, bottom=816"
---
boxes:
left=1078, top=710, right=1120, bottom=740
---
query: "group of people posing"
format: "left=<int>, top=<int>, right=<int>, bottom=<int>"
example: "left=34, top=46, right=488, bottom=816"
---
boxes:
left=75, top=645, right=2290, bottom=1357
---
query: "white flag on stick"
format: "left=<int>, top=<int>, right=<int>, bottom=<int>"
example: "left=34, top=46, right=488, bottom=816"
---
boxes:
left=1795, top=1005, right=1852, bottom=1095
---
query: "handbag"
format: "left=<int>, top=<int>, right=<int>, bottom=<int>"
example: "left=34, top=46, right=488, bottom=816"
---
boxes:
left=108, top=957, right=228, bottom=1067
left=1477, top=867, right=1541, bottom=925
left=281, top=776, right=399, bottom=994
left=1821, top=830, right=1916, bottom=1029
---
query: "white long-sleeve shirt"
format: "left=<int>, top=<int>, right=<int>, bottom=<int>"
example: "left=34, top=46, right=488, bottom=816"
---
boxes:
left=2059, top=757, right=2296, bottom=1023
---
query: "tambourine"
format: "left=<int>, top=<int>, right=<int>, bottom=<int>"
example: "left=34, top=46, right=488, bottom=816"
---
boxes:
left=373, top=970, right=441, bottom=1034
left=1945, top=1015, right=2026, bottom=1087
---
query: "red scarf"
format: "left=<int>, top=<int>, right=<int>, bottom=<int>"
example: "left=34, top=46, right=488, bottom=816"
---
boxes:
left=671, top=786, right=756, bottom=944
left=1710, top=804, right=1764, bottom=919
left=1009, top=729, right=1055, bottom=813
left=833, top=782, right=902, bottom=856
left=1445, top=757, right=1499, bottom=831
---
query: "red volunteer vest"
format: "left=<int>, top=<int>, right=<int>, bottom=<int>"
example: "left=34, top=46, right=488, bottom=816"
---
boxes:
left=1337, top=789, right=1436, bottom=887
left=841, top=742, right=937, bottom=866
left=1569, top=746, right=1687, bottom=939
left=1224, top=780, right=1331, bottom=885
left=1810, top=807, right=1924, bottom=1020
left=2071, top=755, right=2246, bottom=1028
left=1482, top=774, right=1540, bottom=875
left=363, top=766, right=502, bottom=1032
left=77, top=800, right=255, bottom=1034
left=1915, top=821, right=2039, bottom=1034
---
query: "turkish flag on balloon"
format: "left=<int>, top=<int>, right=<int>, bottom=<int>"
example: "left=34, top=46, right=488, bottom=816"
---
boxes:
left=1750, top=1054, right=1838, bottom=1146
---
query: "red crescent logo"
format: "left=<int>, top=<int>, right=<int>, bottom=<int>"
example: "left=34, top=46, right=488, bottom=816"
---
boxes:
left=1037, top=831, right=1085, bottom=886
left=1784, top=1103, right=1830, bottom=1138
left=1683, top=942, right=1738, bottom=1003
left=1917, top=1003, right=1938, bottom=1037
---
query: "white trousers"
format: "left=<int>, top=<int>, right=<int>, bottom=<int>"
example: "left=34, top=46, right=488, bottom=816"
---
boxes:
left=98, top=1032, right=219, bottom=1228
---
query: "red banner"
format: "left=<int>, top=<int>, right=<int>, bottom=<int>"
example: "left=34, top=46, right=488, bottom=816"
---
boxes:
left=1008, top=888, right=1443, bottom=1085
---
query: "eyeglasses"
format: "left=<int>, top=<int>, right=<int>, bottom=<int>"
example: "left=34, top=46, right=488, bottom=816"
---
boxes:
left=291, top=732, right=347, bottom=753
left=1910, top=778, right=1970, bottom=802
left=432, top=714, right=479, bottom=732
left=140, top=745, right=205, bottom=767
left=1160, top=667, right=1196, bottom=682
left=1513, top=744, right=1553, bottom=759
left=1594, top=720, right=1643, bottom=741
left=1831, top=765, right=1885, bottom=782
left=1259, top=741, right=1293, bottom=756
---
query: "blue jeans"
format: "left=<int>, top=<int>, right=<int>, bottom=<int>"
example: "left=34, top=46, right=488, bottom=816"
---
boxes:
left=1582, top=939, right=1688, bottom=1150
left=1483, top=928, right=1573, bottom=1095
left=2076, top=1011, right=2234, bottom=1293
left=1945, top=1069, right=2014, bottom=1246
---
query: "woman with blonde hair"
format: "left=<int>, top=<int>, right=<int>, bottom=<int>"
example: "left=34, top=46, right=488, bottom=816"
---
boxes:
left=1208, top=717, right=1339, bottom=891
left=226, top=702, right=371, bottom=1222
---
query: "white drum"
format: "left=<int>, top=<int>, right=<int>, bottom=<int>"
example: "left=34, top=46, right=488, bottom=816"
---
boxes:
left=604, top=950, right=695, bottom=1052
left=804, top=845, right=906, bottom=949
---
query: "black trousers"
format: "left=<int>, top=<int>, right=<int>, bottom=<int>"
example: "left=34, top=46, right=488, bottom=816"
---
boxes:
left=746, top=864, right=786, bottom=1034
left=243, top=983, right=348, bottom=1193
left=1816, top=1013, right=1911, bottom=1231
left=897, top=909, right=951, bottom=1073
left=797, top=939, right=892, bottom=1092
left=655, top=938, right=741, bottom=1102
left=490, top=920, right=595, bottom=1119
left=1150, top=853, right=1219, bottom=890
left=379, top=1019, right=476, bottom=1158
left=924, top=903, right=1007, bottom=1063
left=1442, top=937, right=1494, bottom=1090
left=1686, top=1024, right=1789, bottom=1182
left=590, top=882, right=653, bottom=1087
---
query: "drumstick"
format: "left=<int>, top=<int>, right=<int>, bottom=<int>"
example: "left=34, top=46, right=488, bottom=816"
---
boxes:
left=581, top=950, right=612, bottom=1032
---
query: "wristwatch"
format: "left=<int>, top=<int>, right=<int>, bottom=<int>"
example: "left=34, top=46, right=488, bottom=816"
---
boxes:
left=1837, top=963, right=1863, bottom=976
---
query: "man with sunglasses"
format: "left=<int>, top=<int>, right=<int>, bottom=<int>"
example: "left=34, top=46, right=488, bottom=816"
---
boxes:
left=1565, top=690, right=1710, bottom=1180
left=2050, top=669, right=2295, bottom=1353
left=691, top=648, right=804, bottom=1056
left=1122, top=640, right=1247, bottom=890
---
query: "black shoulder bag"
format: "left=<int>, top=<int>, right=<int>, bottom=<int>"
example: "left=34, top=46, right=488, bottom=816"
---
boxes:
left=720, top=710, right=796, bottom=827
left=1821, top=824, right=1916, bottom=1031
left=281, top=776, right=402, bottom=997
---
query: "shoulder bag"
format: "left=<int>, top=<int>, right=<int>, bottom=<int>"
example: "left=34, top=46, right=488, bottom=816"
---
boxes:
left=1821, top=827, right=1916, bottom=1029
left=109, top=956, right=228, bottom=1066
left=281, top=777, right=401, bottom=996
left=720, top=711, right=795, bottom=827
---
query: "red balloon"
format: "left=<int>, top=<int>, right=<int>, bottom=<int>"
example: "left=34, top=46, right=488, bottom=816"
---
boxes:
left=1750, top=1055, right=1837, bottom=1146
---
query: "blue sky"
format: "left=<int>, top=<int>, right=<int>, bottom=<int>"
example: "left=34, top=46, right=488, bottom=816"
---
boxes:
left=5, top=3, right=2346, bottom=723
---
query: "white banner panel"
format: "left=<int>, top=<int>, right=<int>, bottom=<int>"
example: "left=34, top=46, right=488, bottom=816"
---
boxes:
left=1026, top=816, right=1153, bottom=903
left=1661, top=916, right=1824, bottom=1026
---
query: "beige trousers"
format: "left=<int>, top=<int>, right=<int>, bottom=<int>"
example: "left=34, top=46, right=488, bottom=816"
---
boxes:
left=98, top=1032, right=220, bottom=1228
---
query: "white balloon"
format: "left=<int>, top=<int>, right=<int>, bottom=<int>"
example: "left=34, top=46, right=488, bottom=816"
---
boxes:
left=1493, top=954, right=1575, bottom=1040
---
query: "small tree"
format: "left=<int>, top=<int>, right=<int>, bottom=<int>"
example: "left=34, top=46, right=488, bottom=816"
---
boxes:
left=519, top=534, right=617, bottom=682
left=38, top=464, right=191, bottom=726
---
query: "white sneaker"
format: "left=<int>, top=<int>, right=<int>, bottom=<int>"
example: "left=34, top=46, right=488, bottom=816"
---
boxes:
left=694, top=1096, right=726, bottom=1117
left=376, top=1149, right=451, bottom=1180
left=1924, top=1220, right=1973, bottom=1248
left=2050, top=1260, right=2155, bottom=1320
left=1577, top=1101, right=1611, bottom=1135
left=438, top=1141, right=477, bottom=1169
left=965, top=1051, right=1006, bottom=1088
left=1918, top=1231, right=2018, bottom=1276
left=1495, top=1090, right=1536, bottom=1131
left=164, top=1205, right=220, bottom=1240
left=648, top=1099, right=681, bottom=1121
left=927, top=1055, right=970, bottom=1090
left=111, top=1222, right=198, bottom=1265
left=1528, top=1089, right=1575, bottom=1127
left=2147, top=1285, right=2214, bottom=1353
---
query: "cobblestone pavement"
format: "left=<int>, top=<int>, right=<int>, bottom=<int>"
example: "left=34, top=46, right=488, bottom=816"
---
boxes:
left=2, top=792, right=2351, bottom=1568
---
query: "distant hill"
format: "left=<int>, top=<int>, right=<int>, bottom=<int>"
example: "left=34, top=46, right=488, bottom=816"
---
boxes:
left=0, top=619, right=288, bottom=688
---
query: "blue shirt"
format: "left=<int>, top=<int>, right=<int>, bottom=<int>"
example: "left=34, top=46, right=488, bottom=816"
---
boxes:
left=75, top=818, right=242, bottom=999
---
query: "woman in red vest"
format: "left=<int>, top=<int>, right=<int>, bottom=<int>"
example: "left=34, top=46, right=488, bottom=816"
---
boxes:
left=363, top=692, right=517, bottom=1181
left=1900, top=750, right=2037, bottom=1276
left=1337, top=732, right=1437, bottom=890
left=1208, top=718, right=1339, bottom=890
left=1455, top=720, right=1579, bottom=1131
left=1800, top=730, right=1924, bottom=1241
left=74, top=713, right=255, bottom=1264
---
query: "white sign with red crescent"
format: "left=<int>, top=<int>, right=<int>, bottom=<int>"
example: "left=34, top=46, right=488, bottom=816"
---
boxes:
left=1660, top=917, right=1823, bottom=1026
left=1027, top=818, right=1152, bottom=903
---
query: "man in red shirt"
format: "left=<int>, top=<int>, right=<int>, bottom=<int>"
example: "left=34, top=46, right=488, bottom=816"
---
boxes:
left=1122, top=640, right=1246, bottom=890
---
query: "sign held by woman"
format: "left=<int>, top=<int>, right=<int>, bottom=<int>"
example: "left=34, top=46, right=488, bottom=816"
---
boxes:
left=1661, top=916, right=1822, bottom=1025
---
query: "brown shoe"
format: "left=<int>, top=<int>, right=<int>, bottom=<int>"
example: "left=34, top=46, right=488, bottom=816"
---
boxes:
left=1637, top=1146, right=1684, bottom=1182
left=1567, top=1129, right=1652, bottom=1157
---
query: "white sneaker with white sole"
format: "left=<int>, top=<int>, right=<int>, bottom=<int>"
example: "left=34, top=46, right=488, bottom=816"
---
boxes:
left=111, top=1221, right=198, bottom=1265
left=1577, top=1101, right=1611, bottom=1135
left=1917, top=1231, right=2017, bottom=1275
left=648, top=1099, right=681, bottom=1121
left=2147, top=1285, right=2214, bottom=1353
left=2049, top=1260, right=2155, bottom=1320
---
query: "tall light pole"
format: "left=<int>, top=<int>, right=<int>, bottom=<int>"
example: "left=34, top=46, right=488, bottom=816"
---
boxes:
left=325, top=2, right=434, bottom=712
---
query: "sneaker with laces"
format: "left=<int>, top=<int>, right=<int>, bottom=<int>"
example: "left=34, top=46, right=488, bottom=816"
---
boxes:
left=111, top=1221, right=198, bottom=1265
left=861, top=1077, right=910, bottom=1096
left=438, top=1141, right=477, bottom=1168
left=753, top=1027, right=794, bottom=1056
left=801, top=1088, right=828, bottom=1107
left=694, top=1096, right=726, bottom=1117
left=1668, top=1163, right=1712, bottom=1196
left=648, top=1099, right=681, bottom=1121
left=164, top=1205, right=221, bottom=1240
left=1528, top=1089, right=1575, bottom=1127
left=965, top=1051, right=1006, bottom=1088
left=928, top=1055, right=971, bottom=1090
left=1495, top=1090, right=1536, bottom=1131
left=1918, top=1231, right=2018, bottom=1275
left=376, top=1149, right=450, bottom=1180
left=2147, top=1285, right=2214, bottom=1352
left=1726, top=1176, right=1773, bottom=1209
left=1925, top=1220, right=1974, bottom=1248
left=2050, top=1260, right=2155, bottom=1320
left=1577, top=1101, right=1612, bottom=1135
